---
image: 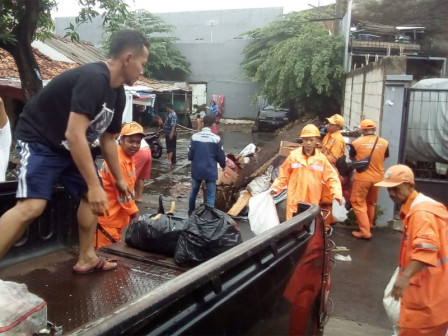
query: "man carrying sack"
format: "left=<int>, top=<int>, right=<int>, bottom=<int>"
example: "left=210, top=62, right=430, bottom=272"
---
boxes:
left=349, top=119, right=389, bottom=239
left=376, top=165, right=448, bottom=336
left=320, top=114, right=346, bottom=226
left=270, top=124, right=342, bottom=220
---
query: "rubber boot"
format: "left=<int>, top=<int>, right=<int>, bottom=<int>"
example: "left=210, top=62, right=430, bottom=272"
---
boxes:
left=352, top=211, right=372, bottom=239
left=367, top=205, right=376, bottom=229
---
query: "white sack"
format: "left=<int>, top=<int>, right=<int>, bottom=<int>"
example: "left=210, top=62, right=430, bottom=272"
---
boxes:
left=239, top=143, right=256, bottom=157
left=383, top=267, right=401, bottom=336
left=248, top=190, right=280, bottom=235
left=247, top=166, right=274, bottom=196
left=0, top=280, right=47, bottom=335
left=332, top=198, right=348, bottom=222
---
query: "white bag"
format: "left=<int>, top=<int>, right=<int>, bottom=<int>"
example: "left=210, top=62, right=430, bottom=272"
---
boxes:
left=247, top=166, right=273, bottom=196
left=248, top=190, right=280, bottom=235
left=383, top=267, right=401, bottom=336
left=332, top=198, right=348, bottom=222
left=0, top=280, right=47, bottom=335
left=239, top=143, right=256, bottom=157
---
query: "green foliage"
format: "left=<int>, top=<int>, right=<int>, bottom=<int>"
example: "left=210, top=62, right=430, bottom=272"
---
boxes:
left=63, top=0, right=130, bottom=41
left=0, top=0, right=56, bottom=45
left=102, top=10, right=190, bottom=80
left=241, top=9, right=345, bottom=117
left=0, top=0, right=190, bottom=100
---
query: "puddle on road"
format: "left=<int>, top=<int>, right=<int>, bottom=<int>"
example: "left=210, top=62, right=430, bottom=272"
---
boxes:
left=219, top=130, right=272, bottom=152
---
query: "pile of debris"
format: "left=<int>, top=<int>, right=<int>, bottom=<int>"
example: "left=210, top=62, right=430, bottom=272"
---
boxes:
left=214, top=117, right=316, bottom=213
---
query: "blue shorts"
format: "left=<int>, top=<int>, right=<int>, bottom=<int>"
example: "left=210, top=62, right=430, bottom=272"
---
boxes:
left=16, top=141, right=90, bottom=200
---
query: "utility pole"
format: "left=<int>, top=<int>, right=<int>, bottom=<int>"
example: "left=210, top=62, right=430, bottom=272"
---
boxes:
left=206, top=19, right=218, bottom=44
left=343, top=0, right=353, bottom=72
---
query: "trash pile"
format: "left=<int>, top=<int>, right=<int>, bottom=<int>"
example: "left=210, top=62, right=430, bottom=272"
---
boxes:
left=125, top=198, right=242, bottom=267
left=214, top=143, right=260, bottom=212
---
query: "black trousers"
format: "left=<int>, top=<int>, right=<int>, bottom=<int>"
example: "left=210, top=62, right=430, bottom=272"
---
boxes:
left=165, top=134, right=177, bottom=163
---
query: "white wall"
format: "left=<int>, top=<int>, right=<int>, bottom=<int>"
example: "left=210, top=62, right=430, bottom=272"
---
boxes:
left=343, top=56, right=407, bottom=134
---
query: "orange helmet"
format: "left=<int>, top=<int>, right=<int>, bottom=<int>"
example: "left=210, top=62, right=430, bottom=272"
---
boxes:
left=360, top=119, right=376, bottom=130
left=300, top=124, right=320, bottom=138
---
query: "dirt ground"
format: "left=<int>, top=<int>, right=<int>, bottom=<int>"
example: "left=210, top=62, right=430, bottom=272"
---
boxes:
left=222, top=115, right=320, bottom=188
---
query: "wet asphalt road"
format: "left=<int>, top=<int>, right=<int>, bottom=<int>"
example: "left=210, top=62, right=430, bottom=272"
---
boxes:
left=139, top=127, right=272, bottom=217
left=138, top=126, right=401, bottom=335
left=325, top=225, right=400, bottom=335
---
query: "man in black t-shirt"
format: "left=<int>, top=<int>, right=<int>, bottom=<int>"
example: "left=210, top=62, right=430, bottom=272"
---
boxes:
left=0, top=29, right=150, bottom=274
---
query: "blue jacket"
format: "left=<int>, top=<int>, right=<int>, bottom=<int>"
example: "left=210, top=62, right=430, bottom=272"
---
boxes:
left=188, top=127, right=226, bottom=181
left=208, top=105, right=218, bottom=116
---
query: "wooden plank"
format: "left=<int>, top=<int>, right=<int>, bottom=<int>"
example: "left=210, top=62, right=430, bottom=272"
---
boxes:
left=227, top=190, right=252, bottom=216
left=249, top=154, right=278, bottom=179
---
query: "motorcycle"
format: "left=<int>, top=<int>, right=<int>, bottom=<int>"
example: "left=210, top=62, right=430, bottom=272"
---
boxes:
left=144, top=129, right=164, bottom=159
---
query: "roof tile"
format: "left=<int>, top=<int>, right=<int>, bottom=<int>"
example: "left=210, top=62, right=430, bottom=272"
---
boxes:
left=0, top=47, right=77, bottom=80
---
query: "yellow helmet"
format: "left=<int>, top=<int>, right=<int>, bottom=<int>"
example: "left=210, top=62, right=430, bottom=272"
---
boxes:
left=300, top=124, right=320, bottom=138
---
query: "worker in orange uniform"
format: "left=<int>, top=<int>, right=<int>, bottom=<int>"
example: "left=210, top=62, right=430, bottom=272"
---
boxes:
left=349, top=119, right=389, bottom=239
left=270, top=124, right=342, bottom=220
left=320, top=114, right=346, bottom=225
left=95, top=122, right=145, bottom=248
left=375, top=165, right=448, bottom=336
left=134, top=138, right=152, bottom=203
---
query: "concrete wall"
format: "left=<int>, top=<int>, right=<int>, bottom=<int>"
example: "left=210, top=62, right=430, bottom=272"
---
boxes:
left=55, top=8, right=282, bottom=120
left=154, top=8, right=283, bottom=120
left=176, top=40, right=260, bottom=119
left=55, top=16, right=104, bottom=48
left=155, top=8, right=283, bottom=44
left=343, top=56, right=406, bottom=133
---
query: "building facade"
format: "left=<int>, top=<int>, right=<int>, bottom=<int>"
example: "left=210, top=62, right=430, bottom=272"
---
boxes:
left=55, top=7, right=284, bottom=119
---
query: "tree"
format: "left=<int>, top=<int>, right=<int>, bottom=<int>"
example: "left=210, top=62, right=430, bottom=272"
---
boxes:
left=0, top=1, right=54, bottom=100
left=241, top=9, right=345, bottom=117
left=101, top=10, right=190, bottom=80
left=0, top=0, right=129, bottom=101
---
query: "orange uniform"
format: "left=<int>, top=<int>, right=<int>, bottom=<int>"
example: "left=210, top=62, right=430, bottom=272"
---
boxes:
left=320, top=130, right=346, bottom=225
left=398, top=191, right=448, bottom=334
left=351, top=135, right=389, bottom=183
left=350, top=134, right=389, bottom=236
left=271, top=147, right=342, bottom=220
left=96, top=146, right=138, bottom=248
left=321, top=130, right=346, bottom=166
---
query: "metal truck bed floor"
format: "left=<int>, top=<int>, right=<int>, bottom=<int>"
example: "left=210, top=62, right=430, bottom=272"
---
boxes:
left=0, top=246, right=186, bottom=334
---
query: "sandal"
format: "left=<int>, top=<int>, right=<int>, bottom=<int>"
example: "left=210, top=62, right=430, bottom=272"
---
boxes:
left=72, top=257, right=117, bottom=275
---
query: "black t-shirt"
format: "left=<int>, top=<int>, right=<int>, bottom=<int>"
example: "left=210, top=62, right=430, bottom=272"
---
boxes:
left=15, top=62, right=125, bottom=153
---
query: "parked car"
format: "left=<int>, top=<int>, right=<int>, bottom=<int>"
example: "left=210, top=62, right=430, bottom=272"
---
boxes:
left=253, top=105, right=290, bottom=132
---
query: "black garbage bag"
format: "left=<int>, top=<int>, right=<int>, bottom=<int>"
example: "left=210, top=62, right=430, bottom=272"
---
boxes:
left=174, top=204, right=243, bottom=266
left=125, top=213, right=186, bottom=256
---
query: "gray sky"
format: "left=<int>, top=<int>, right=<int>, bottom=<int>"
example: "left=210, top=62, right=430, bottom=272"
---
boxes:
left=53, top=0, right=335, bottom=17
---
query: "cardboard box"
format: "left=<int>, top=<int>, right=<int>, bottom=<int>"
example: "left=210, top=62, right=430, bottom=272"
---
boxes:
left=217, top=166, right=238, bottom=185
left=279, top=141, right=301, bottom=156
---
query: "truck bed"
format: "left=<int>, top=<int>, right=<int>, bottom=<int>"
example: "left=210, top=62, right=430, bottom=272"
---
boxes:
left=0, top=244, right=187, bottom=334
left=0, top=182, right=330, bottom=335
left=0, top=220, right=256, bottom=334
